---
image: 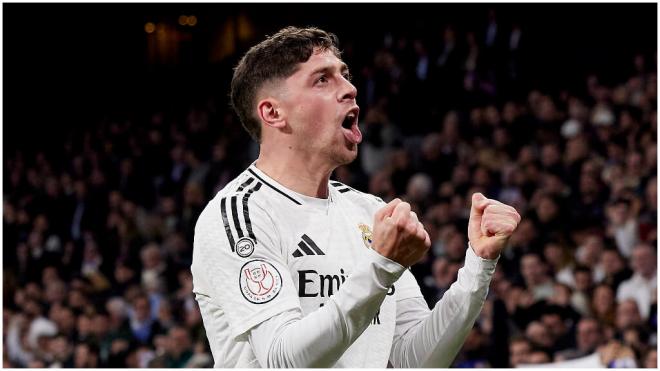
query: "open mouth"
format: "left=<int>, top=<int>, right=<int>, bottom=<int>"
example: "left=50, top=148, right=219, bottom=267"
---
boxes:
left=341, top=107, right=362, bottom=144
left=342, top=112, right=356, bottom=129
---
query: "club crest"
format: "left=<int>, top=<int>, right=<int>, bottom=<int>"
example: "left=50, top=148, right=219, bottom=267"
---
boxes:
left=358, top=223, right=373, bottom=249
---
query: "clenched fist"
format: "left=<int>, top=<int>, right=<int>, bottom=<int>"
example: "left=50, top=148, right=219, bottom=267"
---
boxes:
left=372, top=198, right=431, bottom=267
left=468, top=193, right=521, bottom=260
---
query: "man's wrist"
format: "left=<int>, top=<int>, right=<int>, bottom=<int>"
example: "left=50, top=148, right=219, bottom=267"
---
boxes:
left=364, top=247, right=406, bottom=288
left=468, top=242, right=500, bottom=261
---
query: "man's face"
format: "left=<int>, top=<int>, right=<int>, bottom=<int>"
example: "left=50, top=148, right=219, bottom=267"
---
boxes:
left=616, top=300, right=642, bottom=330
left=276, top=49, right=361, bottom=166
left=577, top=319, right=600, bottom=352
left=631, top=245, right=656, bottom=277
left=521, top=255, right=545, bottom=284
left=509, top=340, right=531, bottom=367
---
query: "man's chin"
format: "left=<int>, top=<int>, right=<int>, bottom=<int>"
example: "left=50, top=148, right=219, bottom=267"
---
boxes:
left=333, top=146, right=358, bottom=166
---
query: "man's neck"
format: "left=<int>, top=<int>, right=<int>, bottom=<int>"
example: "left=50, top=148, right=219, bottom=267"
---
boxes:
left=255, top=150, right=334, bottom=199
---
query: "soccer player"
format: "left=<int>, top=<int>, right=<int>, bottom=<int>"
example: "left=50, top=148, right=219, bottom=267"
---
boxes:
left=191, top=26, right=521, bottom=368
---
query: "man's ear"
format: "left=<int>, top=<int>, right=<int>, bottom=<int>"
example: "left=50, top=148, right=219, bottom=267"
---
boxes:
left=257, top=98, right=286, bottom=129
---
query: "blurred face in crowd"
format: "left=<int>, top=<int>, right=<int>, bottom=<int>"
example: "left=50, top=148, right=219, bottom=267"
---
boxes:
left=541, top=313, right=566, bottom=340
left=578, top=234, right=604, bottom=265
left=536, top=196, right=559, bottom=223
left=166, top=327, right=192, bottom=358
left=44, top=280, right=66, bottom=304
left=432, top=257, right=460, bottom=289
left=579, top=174, right=600, bottom=198
left=445, top=232, right=467, bottom=261
left=133, top=297, right=151, bottom=322
left=543, top=242, right=565, bottom=268
left=592, top=285, right=615, bottom=315
left=509, top=339, right=531, bottom=367
left=141, top=244, right=162, bottom=269
left=630, top=244, right=656, bottom=278
left=68, top=289, right=87, bottom=310
left=526, top=321, right=553, bottom=348
left=49, top=335, right=72, bottom=362
left=509, top=219, right=536, bottom=247
left=91, top=314, right=109, bottom=338
left=616, top=300, right=642, bottom=330
left=74, top=343, right=98, bottom=368
left=600, top=249, right=624, bottom=275
left=260, top=48, right=360, bottom=168
left=576, top=318, right=601, bottom=352
left=573, top=269, right=593, bottom=292
left=521, top=254, right=547, bottom=286
left=541, top=143, right=561, bottom=167
left=607, top=201, right=630, bottom=225
left=57, top=307, right=76, bottom=333
left=549, top=283, right=572, bottom=307
left=77, top=315, right=92, bottom=338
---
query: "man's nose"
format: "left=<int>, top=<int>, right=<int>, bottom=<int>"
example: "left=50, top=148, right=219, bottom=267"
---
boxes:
left=339, top=78, right=357, bottom=102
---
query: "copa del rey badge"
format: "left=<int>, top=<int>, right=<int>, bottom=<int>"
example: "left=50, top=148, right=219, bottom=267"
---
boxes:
left=240, top=260, right=282, bottom=304
left=358, top=223, right=373, bottom=249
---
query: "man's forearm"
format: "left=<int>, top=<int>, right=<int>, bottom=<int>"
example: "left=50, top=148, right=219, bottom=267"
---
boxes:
left=249, top=248, right=405, bottom=367
left=390, top=246, right=498, bottom=368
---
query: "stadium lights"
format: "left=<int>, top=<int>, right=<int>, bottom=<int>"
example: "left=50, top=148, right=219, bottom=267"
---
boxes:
left=178, top=15, right=198, bottom=27
left=144, top=22, right=155, bottom=34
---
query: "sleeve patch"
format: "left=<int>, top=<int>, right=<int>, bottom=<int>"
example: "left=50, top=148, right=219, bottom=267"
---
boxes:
left=239, top=260, right=283, bottom=304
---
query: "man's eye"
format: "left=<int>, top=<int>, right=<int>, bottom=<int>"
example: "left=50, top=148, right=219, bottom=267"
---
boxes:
left=343, top=73, right=352, bottom=81
left=317, top=75, right=328, bottom=84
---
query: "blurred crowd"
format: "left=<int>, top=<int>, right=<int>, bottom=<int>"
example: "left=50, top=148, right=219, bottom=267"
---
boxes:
left=3, top=12, right=657, bottom=368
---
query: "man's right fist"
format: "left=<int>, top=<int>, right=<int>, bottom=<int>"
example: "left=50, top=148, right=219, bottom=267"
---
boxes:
left=372, top=198, right=431, bottom=267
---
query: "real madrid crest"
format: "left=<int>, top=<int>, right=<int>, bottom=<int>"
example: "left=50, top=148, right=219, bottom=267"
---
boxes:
left=358, top=223, right=373, bottom=249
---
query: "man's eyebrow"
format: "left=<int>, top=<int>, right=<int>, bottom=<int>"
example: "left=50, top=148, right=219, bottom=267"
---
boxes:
left=310, top=63, right=350, bottom=76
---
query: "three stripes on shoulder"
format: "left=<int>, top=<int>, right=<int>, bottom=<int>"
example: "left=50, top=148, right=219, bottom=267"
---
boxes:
left=220, top=177, right=261, bottom=252
left=219, top=177, right=356, bottom=254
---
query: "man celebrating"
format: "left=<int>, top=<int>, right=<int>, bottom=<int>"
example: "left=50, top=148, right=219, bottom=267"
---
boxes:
left=191, top=26, right=521, bottom=367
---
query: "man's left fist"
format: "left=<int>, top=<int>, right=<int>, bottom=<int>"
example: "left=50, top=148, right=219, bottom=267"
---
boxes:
left=467, top=192, right=521, bottom=260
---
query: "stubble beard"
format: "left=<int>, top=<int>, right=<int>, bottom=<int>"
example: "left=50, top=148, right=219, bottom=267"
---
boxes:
left=330, top=144, right=358, bottom=168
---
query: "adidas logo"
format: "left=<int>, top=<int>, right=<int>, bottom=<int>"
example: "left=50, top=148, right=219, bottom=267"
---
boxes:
left=292, top=234, right=325, bottom=257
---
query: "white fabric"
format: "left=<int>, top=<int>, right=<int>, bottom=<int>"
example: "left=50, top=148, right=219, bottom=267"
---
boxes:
left=613, top=219, right=639, bottom=258
left=191, top=163, right=497, bottom=367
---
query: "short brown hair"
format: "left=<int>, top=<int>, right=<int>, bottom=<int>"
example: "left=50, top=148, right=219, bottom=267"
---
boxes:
left=230, top=26, right=341, bottom=142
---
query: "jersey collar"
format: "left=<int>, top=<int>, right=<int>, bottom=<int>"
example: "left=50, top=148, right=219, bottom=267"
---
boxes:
left=248, top=163, right=332, bottom=210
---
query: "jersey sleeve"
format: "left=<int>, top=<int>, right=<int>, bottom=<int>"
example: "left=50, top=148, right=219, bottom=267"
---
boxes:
left=192, top=197, right=301, bottom=340
left=389, top=245, right=498, bottom=367
left=396, top=269, right=425, bottom=301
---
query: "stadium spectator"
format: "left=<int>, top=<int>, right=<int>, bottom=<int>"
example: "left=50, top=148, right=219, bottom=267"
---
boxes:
left=555, top=317, right=603, bottom=361
left=616, top=243, right=657, bottom=320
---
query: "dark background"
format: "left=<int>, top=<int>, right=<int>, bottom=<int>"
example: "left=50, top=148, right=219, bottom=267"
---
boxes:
left=3, top=3, right=657, bottom=152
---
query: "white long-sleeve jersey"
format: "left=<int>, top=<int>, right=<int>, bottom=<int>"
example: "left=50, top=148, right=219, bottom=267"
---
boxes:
left=191, top=163, right=498, bottom=368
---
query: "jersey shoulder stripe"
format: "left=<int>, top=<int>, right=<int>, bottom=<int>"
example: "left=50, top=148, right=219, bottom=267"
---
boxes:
left=330, top=181, right=354, bottom=193
left=217, top=175, right=264, bottom=252
left=330, top=180, right=385, bottom=207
